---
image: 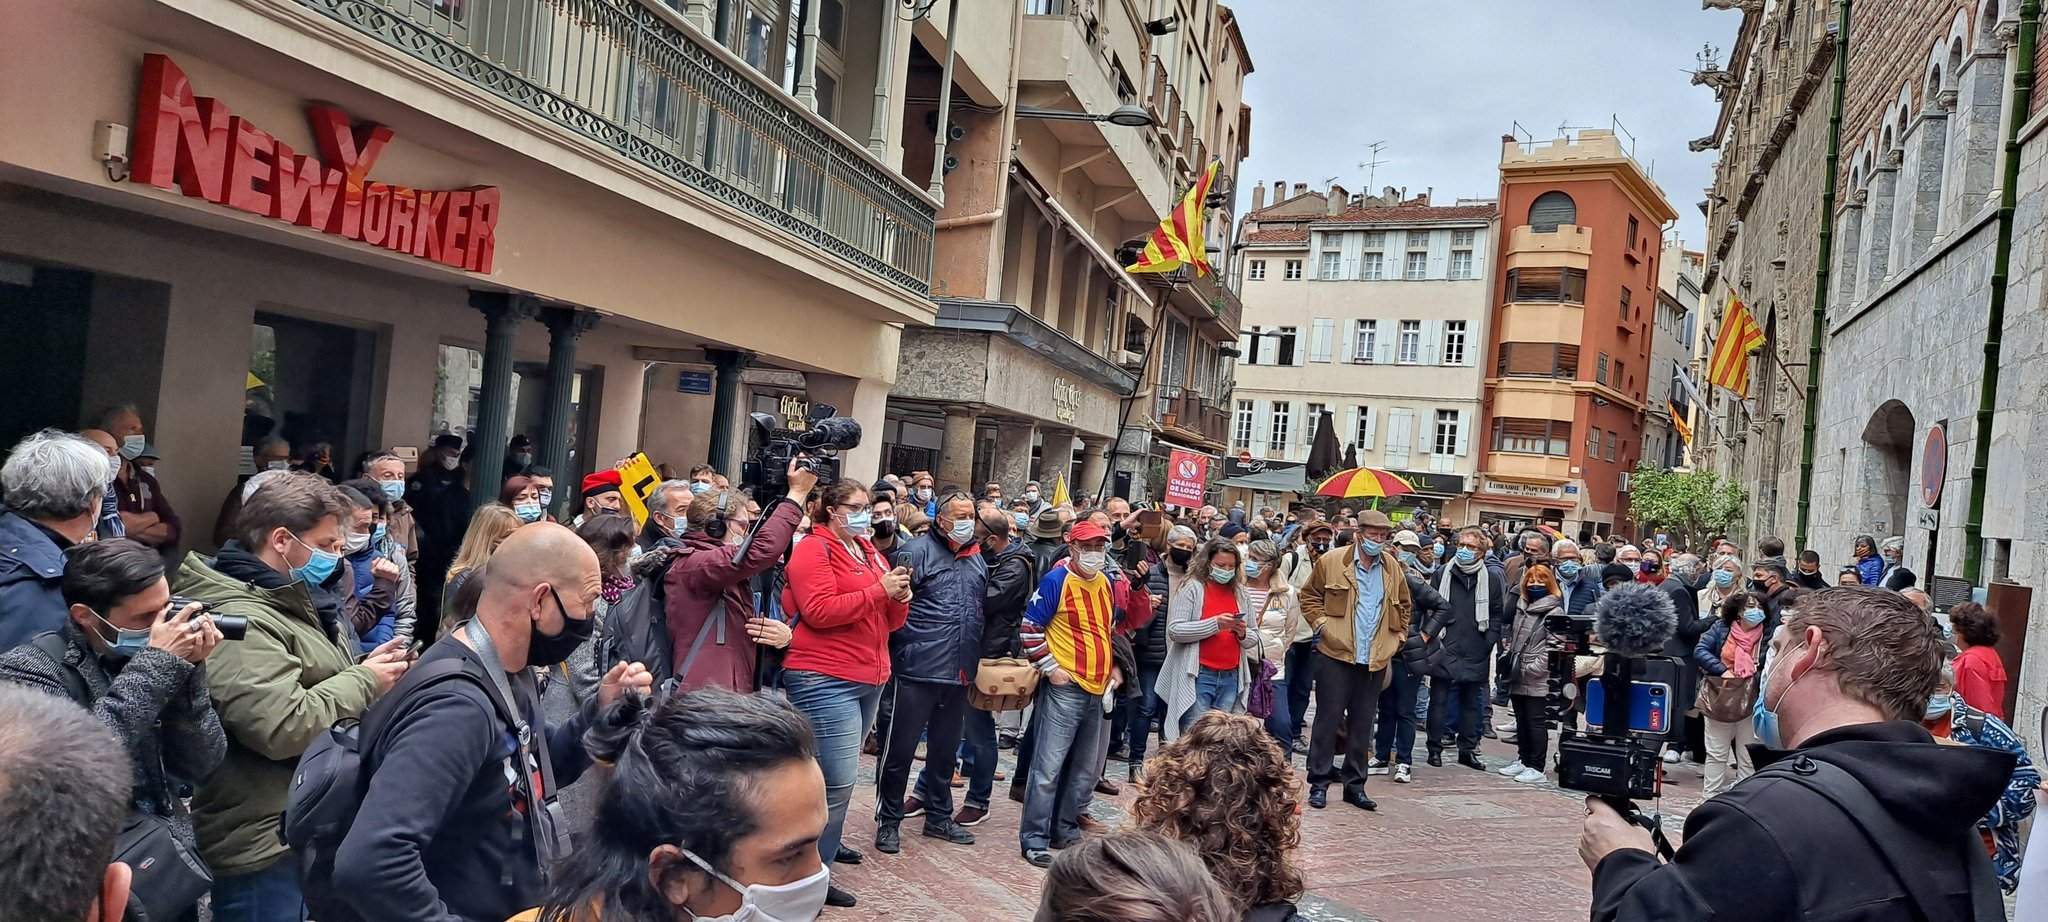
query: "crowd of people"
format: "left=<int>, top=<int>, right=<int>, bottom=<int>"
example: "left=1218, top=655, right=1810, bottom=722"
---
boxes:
left=0, top=413, right=2037, bottom=922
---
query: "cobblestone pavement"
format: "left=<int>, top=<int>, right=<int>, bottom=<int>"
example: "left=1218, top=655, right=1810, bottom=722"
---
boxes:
left=822, top=727, right=1711, bottom=922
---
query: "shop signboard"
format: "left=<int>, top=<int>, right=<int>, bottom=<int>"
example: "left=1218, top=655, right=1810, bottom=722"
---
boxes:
left=1480, top=478, right=1565, bottom=500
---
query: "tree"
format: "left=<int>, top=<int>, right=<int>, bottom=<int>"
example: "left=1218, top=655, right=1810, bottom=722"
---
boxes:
left=1627, top=461, right=1746, bottom=550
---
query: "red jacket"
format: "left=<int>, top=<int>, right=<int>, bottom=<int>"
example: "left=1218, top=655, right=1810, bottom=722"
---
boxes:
left=1952, top=643, right=2008, bottom=720
left=781, top=527, right=910, bottom=685
left=662, top=499, right=803, bottom=692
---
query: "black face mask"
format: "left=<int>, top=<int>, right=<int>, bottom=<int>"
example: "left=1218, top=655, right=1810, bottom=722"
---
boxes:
left=1313, top=542, right=1331, bottom=553
left=873, top=519, right=898, bottom=540
left=530, top=587, right=594, bottom=666
left=1168, top=547, right=1193, bottom=567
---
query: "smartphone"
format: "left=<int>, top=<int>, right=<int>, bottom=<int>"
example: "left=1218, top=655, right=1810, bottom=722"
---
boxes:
left=406, top=637, right=428, bottom=659
left=1583, top=679, right=1671, bottom=735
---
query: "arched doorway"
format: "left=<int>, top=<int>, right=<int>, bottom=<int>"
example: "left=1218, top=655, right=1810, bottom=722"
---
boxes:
left=1858, top=399, right=1915, bottom=539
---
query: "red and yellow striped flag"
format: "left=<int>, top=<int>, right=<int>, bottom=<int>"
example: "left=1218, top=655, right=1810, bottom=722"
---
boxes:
left=1669, top=400, right=1694, bottom=445
left=1707, top=293, right=1766, bottom=396
left=1127, top=159, right=1220, bottom=276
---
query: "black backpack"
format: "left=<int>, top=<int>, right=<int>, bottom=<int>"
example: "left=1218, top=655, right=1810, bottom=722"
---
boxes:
left=600, top=559, right=678, bottom=691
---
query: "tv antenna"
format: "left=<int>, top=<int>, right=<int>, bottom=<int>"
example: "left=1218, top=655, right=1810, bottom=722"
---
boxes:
left=1357, top=140, right=1390, bottom=191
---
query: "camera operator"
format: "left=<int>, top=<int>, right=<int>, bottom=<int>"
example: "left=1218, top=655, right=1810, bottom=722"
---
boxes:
left=657, top=458, right=813, bottom=693
left=1583, top=587, right=2015, bottom=921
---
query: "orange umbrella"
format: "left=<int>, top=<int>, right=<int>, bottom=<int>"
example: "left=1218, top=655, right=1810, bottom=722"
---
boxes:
left=1314, top=467, right=1418, bottom=499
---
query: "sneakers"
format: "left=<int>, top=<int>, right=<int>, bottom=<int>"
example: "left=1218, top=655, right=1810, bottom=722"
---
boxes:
left=1512, top=767, right=1546, bottom=784
left=903, top=796, right=926, bottom=818
left=1498, top=760, right=1527, bottom=776
left=1494, top=721, right=1518, bottom=733
left=955, top=804, right=989, bottom=827
left=922, top=819, right=975, bottom=845
left=1393, top=763, right=1413, bottom=784
left=875, top=824, right=901, bottom=854
left=1022, top=848, right=1054, bottom=868
left=1661, top=749, right=1682, bottom=764
left=1366, top=758, right=1391, bottom=776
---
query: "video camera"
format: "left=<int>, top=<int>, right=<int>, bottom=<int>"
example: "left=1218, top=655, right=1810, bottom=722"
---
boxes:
left=742, top=403, right=861, bottom=490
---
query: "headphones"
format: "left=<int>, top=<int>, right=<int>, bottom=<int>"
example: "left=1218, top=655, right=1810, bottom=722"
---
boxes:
left=700, top=490, right=732, bottom=540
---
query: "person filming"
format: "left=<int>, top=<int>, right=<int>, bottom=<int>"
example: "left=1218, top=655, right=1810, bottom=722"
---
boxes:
left=1582, top=586, right=2015, bottom=921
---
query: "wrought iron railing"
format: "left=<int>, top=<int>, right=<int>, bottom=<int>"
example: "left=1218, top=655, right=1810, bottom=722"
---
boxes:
left=295, top=0, right=935, bottom=294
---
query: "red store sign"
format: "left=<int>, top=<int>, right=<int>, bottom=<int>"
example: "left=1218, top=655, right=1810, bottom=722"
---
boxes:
left=130, top=54, right=501, bottom=273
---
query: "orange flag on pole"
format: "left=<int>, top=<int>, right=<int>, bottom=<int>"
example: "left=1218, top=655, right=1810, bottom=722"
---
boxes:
left=1706, top=293, right=1767, bottom=396
left=1127, top=159, right=1220, bottom=276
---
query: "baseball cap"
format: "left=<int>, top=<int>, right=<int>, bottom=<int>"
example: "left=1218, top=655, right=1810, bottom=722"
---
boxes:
left=1394, top=529, right=1420, bottom=548
left=1069, top=520, right=1109, bottom=543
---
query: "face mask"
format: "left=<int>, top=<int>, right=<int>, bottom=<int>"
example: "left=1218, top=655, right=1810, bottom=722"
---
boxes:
left=1015, top=513, right=1031, bottom=530
left=916, top=488, right=933, bottom=502
left=1924, top=693, right=1956, bottom=723
left=1433, top=542, right=1445, bottom=558
left=1209, top=565, right=1236, bottom=584
left=1882, top=551, right=1899, bottom=564
left=119, top=434, right=147, bottom=460
left=439, top=456, right=460, bottom=471
left=1312, top=541, right=1331, bottom=553
left=372, top=523, right=387, bottom=544
left=89, top=608, right=151, bottom=659
left=1753, top=644, right=1806, bottom=749
left=1742, top=607, right=1766, bottom=625
left=344, top=531, right=372, bottom=555
left=1640, top=560, right=1660, bottom=575
left=872, top=518, right=897, bottom=540
left=1075, top=551, right=1108, bottom=574
left=291, top=534, right=341, bottom=585
left=106, top=454, right=122, bottom=481
left=1713, top=569, right=1736, bottom=587
left=1748, top=578, right=1768, bottom=593
left=378, top=479, right=405, bottom=501
left=515, top=503, right=544, bottom=524
left=679, top=847, right=830, bottom=922
left=513, top=452, right=534, bottom=467
left=838, top=510, right=872, bottom=538
left=538, top=489, right=555, bottom=509
left=948, top=518, right=976, bottom=545
left=690, top=482, right=712, bottom=495
left=1525, top=584, right=1550, bottom=600
left=529, top=587, right=594, bottom=667
left=1169, top=547, right=1193, bottom=567
left=1024, top=491, right=1039, bottom=502
left=1399, top=551, right=1420, bottom=568
left=139, top=464, right=157, bottom=478
left=1357, top=538, right=1385, bottom=557
left=1242, top=561, right=1262, bottom=579
left=1558, top=561, right=1581, bottom=579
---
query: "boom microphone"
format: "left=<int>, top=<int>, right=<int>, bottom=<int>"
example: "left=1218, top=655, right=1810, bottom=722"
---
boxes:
left=1591, top=581, right=1676, bottom=658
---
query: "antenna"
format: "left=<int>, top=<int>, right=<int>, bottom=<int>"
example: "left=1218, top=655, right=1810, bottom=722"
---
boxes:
left=1356, top=140, right=1390, bottom=191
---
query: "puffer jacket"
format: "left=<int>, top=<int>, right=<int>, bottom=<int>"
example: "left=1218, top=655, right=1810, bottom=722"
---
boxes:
left=1506, top=593, right=1561, bottom=697
left=980, top=540, right=1035, bottom=659
left=888, top=531, right=988, bottom=685
left=1422, top=564, right=1505, bottom=684
left=1135, top=557, right=1175, bottom=667
left=172, top=542, right=382, bottom=876
left=0, top=510, right=70, bottom=651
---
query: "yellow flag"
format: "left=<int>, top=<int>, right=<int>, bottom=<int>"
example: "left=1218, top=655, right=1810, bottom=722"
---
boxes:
left=1051, top=473, right=1071, bottom=507
left=614, top=453, right=660, bottom=527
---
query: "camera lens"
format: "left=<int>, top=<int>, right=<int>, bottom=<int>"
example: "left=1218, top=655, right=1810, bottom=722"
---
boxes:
left=210, top=615, right=249, bottom=641
left=799, top=416, right=862, bottom=451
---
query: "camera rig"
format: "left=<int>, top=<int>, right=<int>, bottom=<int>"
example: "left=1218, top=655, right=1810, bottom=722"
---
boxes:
left=1542, top=608, right=1681, bottom=860
left=741, top=403, right=861, bottom=491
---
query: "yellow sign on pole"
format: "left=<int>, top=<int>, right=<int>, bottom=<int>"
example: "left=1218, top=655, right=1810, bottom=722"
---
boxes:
left=616, top=453, right=660, bottom=527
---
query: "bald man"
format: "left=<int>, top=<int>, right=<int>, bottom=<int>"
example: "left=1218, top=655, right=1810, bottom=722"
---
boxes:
left=329, top=522, right=652, bottom=922
left=78, top=429, right=126, bottom=540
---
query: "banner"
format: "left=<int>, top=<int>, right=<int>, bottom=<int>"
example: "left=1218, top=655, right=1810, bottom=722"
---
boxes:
left=1165, top=449, right=1209, bottom=506
left=614, top=453, right=660, bottom=527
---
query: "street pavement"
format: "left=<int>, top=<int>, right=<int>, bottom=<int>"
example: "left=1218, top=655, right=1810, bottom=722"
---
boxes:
left=822, top=727, right=1709, bottom=922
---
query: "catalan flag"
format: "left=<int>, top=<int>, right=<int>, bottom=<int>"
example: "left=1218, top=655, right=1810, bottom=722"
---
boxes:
left=1669, top=400, right=1694, bottom=445
left=1127, top=159, right=1220, bottom=276
left=1707, top=293, right=1767, bottom=396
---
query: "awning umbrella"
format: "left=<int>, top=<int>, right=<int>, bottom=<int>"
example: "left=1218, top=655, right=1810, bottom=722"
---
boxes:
left=1314, top=467, right=1419, bottom=500
left=1306, top=409, right=1342, bottom=476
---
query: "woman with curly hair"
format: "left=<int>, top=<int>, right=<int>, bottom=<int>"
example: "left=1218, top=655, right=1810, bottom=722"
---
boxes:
left=1130, top=711, right=1306, bottom=922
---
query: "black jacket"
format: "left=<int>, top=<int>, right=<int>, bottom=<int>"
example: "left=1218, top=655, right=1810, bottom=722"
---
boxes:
left=980, top=541, right=1035, bottom=659
left=1420, top=565, right=1504, bottom=683
left=1135, top=556, right=1172, bottom=667
left=1592, top=721, right=2014, bottom=922
left=888, top=532, right=988, bottom=685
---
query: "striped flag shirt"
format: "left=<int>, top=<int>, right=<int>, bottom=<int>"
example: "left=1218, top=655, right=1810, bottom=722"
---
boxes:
left=1020, top=565, right=1116, bottom=696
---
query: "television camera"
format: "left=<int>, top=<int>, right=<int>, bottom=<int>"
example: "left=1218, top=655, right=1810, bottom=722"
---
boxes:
left=741, top=403, right=861, bottom=490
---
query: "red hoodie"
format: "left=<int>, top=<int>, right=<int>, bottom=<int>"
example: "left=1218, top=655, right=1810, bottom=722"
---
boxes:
left=780, top=526, right=911, bottom=685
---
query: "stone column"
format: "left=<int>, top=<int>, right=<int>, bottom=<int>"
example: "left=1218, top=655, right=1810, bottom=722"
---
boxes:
left=990, top=420, right=1037, bottom=492
left=867, top=4, right=897, bottom=158
left=538, top=307, right=598, bottom=518
left=467, top=291, right=543, bottom=512
left=1859, top=160, right=1898, bottom=290
left=705, top=348, right=757, bottom=478
left=1077, top=436, right=1111, bottom=502
left=1906, top=110, right=1947, bottom=254
left=937, top=406, right=978, bottom=490
left=792, top=0, right=823, bottom=108
left=1037, top=428, right=1076, bottom=493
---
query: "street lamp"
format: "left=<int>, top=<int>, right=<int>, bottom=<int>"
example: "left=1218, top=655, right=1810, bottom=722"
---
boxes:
left=1016, top=104, right=1156, bottom=128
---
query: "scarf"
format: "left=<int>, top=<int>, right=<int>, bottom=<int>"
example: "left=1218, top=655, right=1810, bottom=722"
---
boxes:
left=1439, top=555, right=1490, bottom=631
left=1722, top=620, right=1765, bottom=679
left=600, top=573, right=634, bottom=606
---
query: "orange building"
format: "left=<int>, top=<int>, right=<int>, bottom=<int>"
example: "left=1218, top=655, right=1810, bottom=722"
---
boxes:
left=1473, top=130, right=1677, bottom=539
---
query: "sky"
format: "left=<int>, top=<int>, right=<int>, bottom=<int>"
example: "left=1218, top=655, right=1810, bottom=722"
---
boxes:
left=1228, top=0, right=1740, bottom=247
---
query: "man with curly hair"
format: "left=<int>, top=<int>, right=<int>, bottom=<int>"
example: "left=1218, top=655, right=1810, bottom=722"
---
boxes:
left=1130, top=711, right=1305, bottom=922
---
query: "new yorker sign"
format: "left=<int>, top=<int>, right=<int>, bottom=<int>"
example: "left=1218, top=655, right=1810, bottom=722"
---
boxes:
left=131, top=54, right=501, bottom=273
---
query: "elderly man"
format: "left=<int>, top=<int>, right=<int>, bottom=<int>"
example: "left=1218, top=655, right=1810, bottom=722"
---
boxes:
left=97, top=407, right=180, bottom=556
left=358, top=451, right=419, bottom=567
left=0, top=430, right=115, bottom=650
left=0, top=684, right=138, bottom=922
left=78, top=429, right=127, bottom=540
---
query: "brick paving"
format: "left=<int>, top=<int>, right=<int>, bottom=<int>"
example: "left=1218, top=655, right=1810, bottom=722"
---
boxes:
left=822, top=727, right=1711, bottom=922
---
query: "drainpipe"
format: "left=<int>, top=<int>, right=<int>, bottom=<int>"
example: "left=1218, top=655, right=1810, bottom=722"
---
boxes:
left=1964, top=0, right=2039, bottom=583
left=1795, top=0, right=1850, bottom=553
left=926, top=0, right=961, bottom=201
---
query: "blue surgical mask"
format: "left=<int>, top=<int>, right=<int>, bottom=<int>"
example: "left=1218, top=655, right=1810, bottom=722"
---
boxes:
left=1455, top=548, right=1478, bottom=565
left=1399, top=551, right=1420, bottom=568
left=537, top=489, right=554, bottom=509
left=949, top=518, right=976, bottom=544
left=1559, top=561, right=1582, bottom=579
left=1433, top=542, right=1445, bottom=558
left=1924, top=694, right=1956, bottom=722
left=840, top=510, right=873, bottom=537
left=89, top=608, right=151, bottom=659
left=1015, top=512, right=1030, bottom=530
left=689, top=482, right=711, bottom=495
left=1242, top=561, right=1262, bottom=578
left=1753, top=645, right=1804, bottom=749
left=514, top=503, right=544, bottom=523
left=1713, top=569, right=1736, bottom=587
left=377, top=480, right=405, bottom=501
left=1357, top=538, right=1385, bottom=557
left=1209, top=565, right=1236, bottom=584
left=1742, top=607, right=1766, bottom=625
left=291, top=534, right=341, bottom=585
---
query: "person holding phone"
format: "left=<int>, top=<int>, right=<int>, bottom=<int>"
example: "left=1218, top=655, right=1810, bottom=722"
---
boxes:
left=1160, top=539, right=1261, bottom=738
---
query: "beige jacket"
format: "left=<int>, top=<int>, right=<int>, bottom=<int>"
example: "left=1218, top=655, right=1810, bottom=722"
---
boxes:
left=1298, top=544, right=1414, bottom=670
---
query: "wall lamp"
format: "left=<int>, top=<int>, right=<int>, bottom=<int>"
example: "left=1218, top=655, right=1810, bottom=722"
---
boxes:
left=1017, top=104, right=1155, bottom=128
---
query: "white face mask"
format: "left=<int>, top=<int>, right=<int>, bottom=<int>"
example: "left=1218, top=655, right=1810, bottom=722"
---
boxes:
left=439, top=455, right=460, bottom=471
left=119, top=434, right=147, bottom=460
left=1075, top=550, right=1107, bottom=574
left=680, top=848, right=830, bottom=922
left=106, top=454, right=121, bottom=482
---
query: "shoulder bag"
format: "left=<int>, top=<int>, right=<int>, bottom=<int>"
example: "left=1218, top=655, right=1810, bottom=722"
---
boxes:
left=1695, top=629, right=1763, bottom=723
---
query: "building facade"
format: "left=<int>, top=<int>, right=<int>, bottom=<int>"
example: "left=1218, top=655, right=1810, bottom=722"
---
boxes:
left=884, top=0, right=1254, bottom=503
left=1228, top=183, right=1498, bottom=520
left=1474, top=130, right=1677, bottom=538
left=1646, top=241, right=1704, bottom=473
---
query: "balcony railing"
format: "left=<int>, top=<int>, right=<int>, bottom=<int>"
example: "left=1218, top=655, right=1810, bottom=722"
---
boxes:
left=1146, top=55, right=1169, bottom=125
left=1154, top=385, right=1228, bottom=445
left=298, top=0, right=935, bottom=294
left=1189, top=270, right=1240, bottom=338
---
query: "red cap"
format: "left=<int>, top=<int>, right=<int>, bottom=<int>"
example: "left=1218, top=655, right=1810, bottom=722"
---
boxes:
left=1069, top=520, right=1109, bottom=543
left=581, top=469, right=623, bottom=497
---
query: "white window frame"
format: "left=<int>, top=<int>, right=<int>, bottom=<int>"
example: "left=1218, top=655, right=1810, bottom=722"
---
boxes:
left=1248, top=259, right=1267, bottom=281
left=1318, top=251, right=1342, bottom=280
left=1361, top=251, right=1385, bottom=281
left=1433, top=409, right=1460, bottom=455
left=1364, top=231, right=1386, bottom=249
left=1234, top=400, right=1255, bottom=449
left=1283, top=259, right=1303, bottom=280
left=1442, top=320, right=1467, bottom=366
left=1269, top=402, right=1292, bottom=451
left=1303, top=402, right=1326, bottom=445
left=1406, top=230, right=1432, bottom=248
left=1452, top=228, right=1476, bottom=247
left=1353, top=319, right=1378, bottom=363
left=1396, top=320, right=1421, bottom=364
left=1403, top=251, right=1428, bottom=280
left=1449, top=249, right=1474, bottom=280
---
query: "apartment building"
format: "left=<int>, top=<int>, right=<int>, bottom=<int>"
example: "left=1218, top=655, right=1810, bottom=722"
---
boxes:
left=1646, top=241, right=1703, bottom=473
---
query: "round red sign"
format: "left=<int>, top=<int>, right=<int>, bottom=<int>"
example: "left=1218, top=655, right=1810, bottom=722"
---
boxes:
left=1238, top=450, right=1253, bottom=465
left=1920, top=424, right=1947, bottom=509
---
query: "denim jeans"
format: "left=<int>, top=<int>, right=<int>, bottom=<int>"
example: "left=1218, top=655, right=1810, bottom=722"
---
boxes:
left=1372, top=658, right=1420, bottom=764
left=210, top=861, right=305, bottom=922
left=783, top=669, right=883, bottom=863
left=1019, top=681, right=1106, bottom=850
left=1127, top=662, right=1164, bottom=761
left=952, top=706, right=1000, bottom=810
left=1183, top=666, right=1240, bottom=732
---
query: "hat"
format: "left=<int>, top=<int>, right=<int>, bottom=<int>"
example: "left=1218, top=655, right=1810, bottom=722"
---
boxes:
left=1069, top=520, right=1109, bottom=543
left=1393, top=529, right=1420, bottom=548
left=137, top=442, right=161, bottom=462
left=872, top=480, right=898, bottom=499
left=1030, top=508, right=1067, bottom=539
left=509, top=434, right=533, bottom=449
left=1359, top=509, right=1393, bottom=530
left=432, top=434, right=463, bottom=451
left=1219, top=523, right=1248, bottom=540
left=582, top=469, right=623, bottom=497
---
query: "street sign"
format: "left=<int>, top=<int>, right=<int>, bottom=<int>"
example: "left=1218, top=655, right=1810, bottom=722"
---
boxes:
left=1913, top=507, right=1940, bottom=530
left=1238, top=449, right=1252, bottom=465
left=676, top=371, right=713, bottom=395
left=1921, top=423, right=1947, bottom=508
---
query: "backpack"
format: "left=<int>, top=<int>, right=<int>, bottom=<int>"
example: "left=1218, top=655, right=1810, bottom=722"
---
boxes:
left=599, top=559, right=677, bottom=690
left=284, top=647, right=535, bottom=922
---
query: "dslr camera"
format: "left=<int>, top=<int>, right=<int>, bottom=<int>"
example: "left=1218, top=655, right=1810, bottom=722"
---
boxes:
left=170, top=597, right=248, bottom=640
left=1540, top=581, right=1682, bottom=804
left=743, top=403, right=861, bottom=490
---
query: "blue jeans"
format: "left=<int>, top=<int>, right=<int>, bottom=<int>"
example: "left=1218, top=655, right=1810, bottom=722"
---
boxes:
left=1184, top=666, right=1240, bottom=732
left=949, top=707, right=1000, bottom=810
left=1126, top=662, right=1163, bottom=761
left=1373, top=658, right=1420, bottom=764
left=210, top=861, right=304, bottom=922
left=1019, top=681, right=1106, bottom=850
left=783, top=669, right=882, bottom=863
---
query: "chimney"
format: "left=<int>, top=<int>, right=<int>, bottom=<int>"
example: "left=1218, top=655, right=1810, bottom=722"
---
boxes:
left=1329, top=183, right=1348, bottom=203
left=1292, top=182, right=1308, bottom=199
left=1272, top=180, right=1285, bottom=202
left=1251, top=184, right=1267, bottom=211
left=1326, top=194, right=1343, bottom=217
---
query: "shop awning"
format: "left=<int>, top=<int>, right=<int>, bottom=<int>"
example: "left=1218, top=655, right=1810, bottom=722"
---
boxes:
left=1219, top=467, right=1308, bottom=493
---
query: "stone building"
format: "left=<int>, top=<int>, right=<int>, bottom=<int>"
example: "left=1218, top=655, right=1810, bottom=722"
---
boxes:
left=1647, top=241, right=1704, bottom=473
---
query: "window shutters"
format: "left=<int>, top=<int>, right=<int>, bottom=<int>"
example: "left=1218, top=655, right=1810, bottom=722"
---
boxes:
left=1421, top=319, right=1443, bottom=365
left=1346, top=406, right=1360, bottom=453
left=1343, top=320, right=1356, bottom=363
left=1455, top=408, right=1472, bottom=456
left=1309, top=319, right=1334, bottom=362
left=1252, top=401, right=1271, bottom=452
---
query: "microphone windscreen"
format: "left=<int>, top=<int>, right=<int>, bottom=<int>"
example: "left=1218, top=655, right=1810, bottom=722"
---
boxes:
left=1592, top=581, right=1677, bottom=658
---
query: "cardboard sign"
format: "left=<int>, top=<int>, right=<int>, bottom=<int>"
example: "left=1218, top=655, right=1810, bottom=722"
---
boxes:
left=1165, top=449, right=1208, bottom=507
left=615, top=453, right=660, bottom=527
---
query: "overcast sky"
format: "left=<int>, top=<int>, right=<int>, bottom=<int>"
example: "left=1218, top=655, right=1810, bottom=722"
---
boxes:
left=1229, top=0, right=1739, bottom=246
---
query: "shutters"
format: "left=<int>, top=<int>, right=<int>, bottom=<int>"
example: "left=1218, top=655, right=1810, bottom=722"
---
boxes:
left=1252, top=400, right=1271, bottom=453
left=1342, top=320, right=1356, bottom=364
left=1385, top=409, right=1414, bottom=468
left=1455, top=408, right=1472, bottom=456
left=1420, top=319, right=1443, bottom=366
left=1309, top=318, right=1334, bottom=362
left=1529, top=190, right=1577, bottom=232
left=1346, top=406, right=1360, bottom=453
left=1360, top=406, right=1378, bottom=450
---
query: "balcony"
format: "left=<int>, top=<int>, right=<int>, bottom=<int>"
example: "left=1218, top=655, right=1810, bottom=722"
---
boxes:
left=1154, top=385, right=1229, bottom=447
left=297, top=0, right=935, bottom=294
left=1189, top=269, right=1241, bottom=339
left=1160, top=84, right=1183, bottom=149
